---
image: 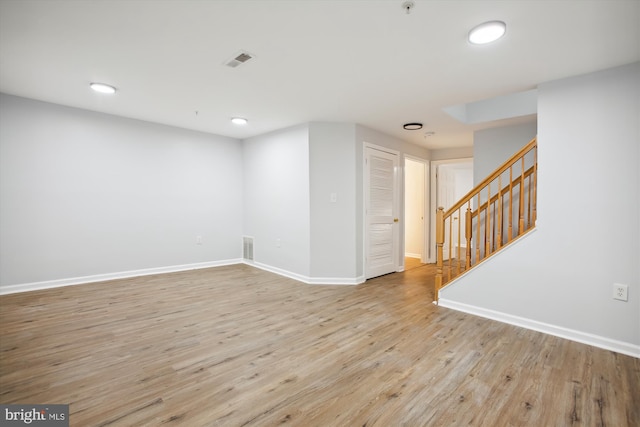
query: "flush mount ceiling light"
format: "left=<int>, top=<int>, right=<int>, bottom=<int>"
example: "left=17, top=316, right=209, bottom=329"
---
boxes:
left=231, top=117, right=248, bottom=125
left=403, top=122, right=423, bottom=130
left=90, top=82, right=116, bottom=94
left=468, top=21, right=506, bottom=45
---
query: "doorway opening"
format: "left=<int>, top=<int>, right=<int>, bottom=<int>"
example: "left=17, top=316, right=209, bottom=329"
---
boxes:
left=404, top=156, right=429, bottom=269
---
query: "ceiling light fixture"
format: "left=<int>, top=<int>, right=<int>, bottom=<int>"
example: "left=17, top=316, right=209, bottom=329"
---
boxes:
left=90, top=82, right=116, bottom=94
left=468, top=21, right=506, bottom=45
left=231, top=117, right=248, bottom=125
left=403, top=122, right=423, bottom=130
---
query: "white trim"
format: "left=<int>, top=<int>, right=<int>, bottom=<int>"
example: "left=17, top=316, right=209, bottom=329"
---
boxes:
left=438, top=298, right=640, bottom=358
left=307, top=276, right=365, bottom=285
left=246, top=260, right=364, bottom=285
left=0, top=259, right=244, bottom=295
left=405, top=253, right=422, bottom=259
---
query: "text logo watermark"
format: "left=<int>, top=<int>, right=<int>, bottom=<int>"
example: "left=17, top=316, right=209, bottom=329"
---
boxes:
left=1, top=405, right=68, bottom=426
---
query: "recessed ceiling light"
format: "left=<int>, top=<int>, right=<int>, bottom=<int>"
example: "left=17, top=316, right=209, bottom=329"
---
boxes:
left=468, top=21, right=506, bottom=45
left=90, top=82, right=116, bottom=94
left=231, top=117, right=248, bottom=125
left=403, top=122, right=423, bottom=130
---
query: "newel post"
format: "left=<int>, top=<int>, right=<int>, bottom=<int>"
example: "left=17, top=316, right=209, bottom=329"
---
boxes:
left=435, top=207, right=444, bottom=302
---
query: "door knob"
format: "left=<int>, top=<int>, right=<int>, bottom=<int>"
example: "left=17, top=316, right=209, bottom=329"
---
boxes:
left=394, top=218, right=399, bottom=222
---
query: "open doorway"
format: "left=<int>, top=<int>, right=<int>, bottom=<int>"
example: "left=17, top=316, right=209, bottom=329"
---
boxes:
left=404, top=156, right=429, bottom=269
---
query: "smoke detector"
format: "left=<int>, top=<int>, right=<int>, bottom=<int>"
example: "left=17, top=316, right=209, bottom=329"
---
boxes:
left=402, top=1, right=415, bottom=14
left=224, top=51, right=254, bottom=68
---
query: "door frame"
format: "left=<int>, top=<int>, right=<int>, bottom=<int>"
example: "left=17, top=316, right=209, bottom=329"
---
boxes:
left=429, top=158, right=473, bottom=263
left=404, top=154, right=430, bottom=264
left=363, top=142, right=401, bottom=279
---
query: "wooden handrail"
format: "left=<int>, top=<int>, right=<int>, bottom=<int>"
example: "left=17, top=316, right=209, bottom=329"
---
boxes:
left=435, top=137, right=537, bottom=301
left=471, top=165, right=535, bottom=218
left=444, top=138, right=537, bottom=217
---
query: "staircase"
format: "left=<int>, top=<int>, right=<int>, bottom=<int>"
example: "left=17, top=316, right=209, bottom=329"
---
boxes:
left=435, top=137, right=537, bottom=300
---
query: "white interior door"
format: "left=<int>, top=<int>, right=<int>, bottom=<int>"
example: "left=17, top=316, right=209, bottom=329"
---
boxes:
left=365, top=145, right=399, bottom=279
left=429, top=158, right=473, bottom=263
left=437, top=165, right=456, bottom=261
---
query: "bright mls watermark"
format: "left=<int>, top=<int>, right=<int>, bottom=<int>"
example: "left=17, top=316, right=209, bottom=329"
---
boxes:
left=1, top=405, right=68, bottom=426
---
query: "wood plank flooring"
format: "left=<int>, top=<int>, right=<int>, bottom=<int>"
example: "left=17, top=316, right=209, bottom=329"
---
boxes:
left=1, top=264, right=638, bottom=426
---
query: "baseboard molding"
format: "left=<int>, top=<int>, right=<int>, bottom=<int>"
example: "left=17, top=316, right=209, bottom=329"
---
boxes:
left=438, top=298, right=640, bottom=358
left=245, top=261, right=364, bottom=285
left=1, top=259, right=367, bottom=296
left=307, top=276, right=365, bottom=285
left=0, top=259, right=243, bottom=295
left=404, top=253, right=421, bottom=259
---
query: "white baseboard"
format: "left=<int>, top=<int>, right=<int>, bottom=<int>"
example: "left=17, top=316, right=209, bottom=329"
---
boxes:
left=0, top=259, right=243, bottom=295
left=404, top=253, right=422, bottom=259
left=307, top=276, right=365, bottom=285
left=245, top=261, right=364, bottom=285
left=0, top=259, right=366, bottom=296
left=438, top=298, right=640, bottom=358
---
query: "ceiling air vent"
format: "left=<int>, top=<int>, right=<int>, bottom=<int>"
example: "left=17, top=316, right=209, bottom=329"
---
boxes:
left=225, top=51, right=254, bottom=68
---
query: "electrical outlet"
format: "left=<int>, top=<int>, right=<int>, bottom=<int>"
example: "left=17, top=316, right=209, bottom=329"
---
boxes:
left=613, top=283, right=628, bottom=301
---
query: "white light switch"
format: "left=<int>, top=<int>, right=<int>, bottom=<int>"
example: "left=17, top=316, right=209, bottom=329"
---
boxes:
left=330, top=193, right=337, bottom=203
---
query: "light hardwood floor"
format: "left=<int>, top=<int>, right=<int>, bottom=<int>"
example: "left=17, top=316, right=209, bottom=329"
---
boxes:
left=1, top=264, right=638, bottom=426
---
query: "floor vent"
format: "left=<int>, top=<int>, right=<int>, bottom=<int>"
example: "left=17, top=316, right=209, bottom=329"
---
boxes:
left=225, top=51, right=254, bottom=68
left=243, top=236, right=254, bottom=261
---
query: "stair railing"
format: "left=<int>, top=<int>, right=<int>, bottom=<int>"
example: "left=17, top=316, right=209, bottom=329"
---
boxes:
left=435, top=137, right=537, bottom=300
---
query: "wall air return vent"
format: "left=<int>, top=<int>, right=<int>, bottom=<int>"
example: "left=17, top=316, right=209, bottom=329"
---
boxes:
left=243, top=236, right=254, bottom=261
left=225, top=51, right=254, bottom=68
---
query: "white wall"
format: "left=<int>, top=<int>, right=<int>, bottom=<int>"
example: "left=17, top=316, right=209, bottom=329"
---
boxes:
left=430, top=146, right=473, bottom=161
left=0, top=94, right=243, bottom=289
left=243, top=125, right=311, bottom=278
left=244, top=122, right=428, bottom=283
left=473, top=121, right=537, bottom=185
left=440, top=62, right=640, bottom=355
left=309, top=123, right=358, bottom=280
left=0, top=102, right=425, bottom=288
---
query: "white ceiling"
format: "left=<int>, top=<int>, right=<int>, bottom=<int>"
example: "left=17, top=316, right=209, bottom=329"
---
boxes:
left=1, top=0, right=638, bottom=149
